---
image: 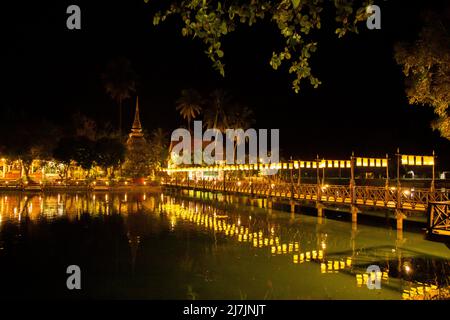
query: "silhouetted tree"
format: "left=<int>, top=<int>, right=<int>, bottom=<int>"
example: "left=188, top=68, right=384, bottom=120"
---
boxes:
left=101, top=57, right=137, bottom=136
left=176, top=89, right=203, bottom=131
left=395, top=11, right=450, bottom=140
left=95, top=137, right=126, bottom=178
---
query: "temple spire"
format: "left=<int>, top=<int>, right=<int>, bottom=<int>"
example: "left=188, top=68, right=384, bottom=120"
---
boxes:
left=132, top=96, right=142, bottom=133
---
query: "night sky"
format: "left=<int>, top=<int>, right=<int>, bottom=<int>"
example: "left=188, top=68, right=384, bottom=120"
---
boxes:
left=1, top=0, right=449, bottom=166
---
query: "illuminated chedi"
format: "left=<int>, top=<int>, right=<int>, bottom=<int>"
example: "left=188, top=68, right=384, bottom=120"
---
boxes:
left=122, top=97, right=151, bottom=180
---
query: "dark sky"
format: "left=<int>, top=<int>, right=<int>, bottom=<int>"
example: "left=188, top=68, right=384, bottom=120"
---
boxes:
left=1, top=0, right=449, bottom=165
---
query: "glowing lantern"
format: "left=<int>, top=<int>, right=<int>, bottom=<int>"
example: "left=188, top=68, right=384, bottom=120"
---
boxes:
left=415, top=156, right=422, bottom=166
left=401, top=155, right=408, bottom=165
left=356, top=158, right=362, bottom=167
left=362, top=158, right=368, bottom=167
left=423, top=156, right=434, bottom=165
left=375, top=159, right=381, bottom=167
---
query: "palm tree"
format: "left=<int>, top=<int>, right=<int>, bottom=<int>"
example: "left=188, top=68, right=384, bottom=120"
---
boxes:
left=176, top=89, right=203, bottom=131
left=203, top=89, right=231, bottom=130
left=227, top=104, right=255, bottom=130
left=101, top=57, right=137, bottom=137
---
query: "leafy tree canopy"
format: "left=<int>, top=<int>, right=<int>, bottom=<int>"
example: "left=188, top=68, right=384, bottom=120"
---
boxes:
left=95, top=137, right=126, bottom=171
left=146, top=0, right=370, bottom=92
left=395, top=11, right=450, bottom=140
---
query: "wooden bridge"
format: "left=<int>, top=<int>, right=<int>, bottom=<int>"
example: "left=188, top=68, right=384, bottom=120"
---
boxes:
left=163, top=178, right=449, bottom=231
left=161, top=153, right=449, bottom=232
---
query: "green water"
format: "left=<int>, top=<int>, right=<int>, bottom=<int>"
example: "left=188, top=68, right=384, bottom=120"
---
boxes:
left=0, top=191, right=448, bottom=299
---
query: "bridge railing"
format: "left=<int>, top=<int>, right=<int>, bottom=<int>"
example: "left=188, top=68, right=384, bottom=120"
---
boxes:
left=162, top=178, right=449, bottom=212
left=321, top=185, right=352, bottom=204
left=427, top=201, right=450, bottom=236
left=354, top=186, right=396, bottom=208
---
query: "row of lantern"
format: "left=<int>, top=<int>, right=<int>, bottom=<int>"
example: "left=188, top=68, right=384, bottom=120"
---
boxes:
left=164, top=158, right=389, bottom=173
left=401, top=155, right=434, bottom=166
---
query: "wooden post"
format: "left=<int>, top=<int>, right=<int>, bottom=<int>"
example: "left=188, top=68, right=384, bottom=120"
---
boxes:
left=317, top=202, right=324, bottom=217
left=396, top=210, right=405, bottom=230
left=322, top=159, right=325, bottom=186
left=316, top=155, right=321, bottom=202
left=385, top=153, right=389, bottom=189
left=289, top=158, right=294, bottom=200
left=290, top=200, right=296, bottom=214
left=289, top=200, right=296, bottom=219
left=350, top=152, right=355, bottom=205
left=351, top=205, right=358, bottom=223
left=431, top=150, right=436, bottom=192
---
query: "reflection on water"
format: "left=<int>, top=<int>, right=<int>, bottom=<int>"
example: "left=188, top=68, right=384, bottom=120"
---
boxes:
left=0, top=191, right=449, bottom=299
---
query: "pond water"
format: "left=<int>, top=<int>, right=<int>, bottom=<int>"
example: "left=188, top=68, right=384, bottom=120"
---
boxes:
left=0, top=191, right=449, bottom=299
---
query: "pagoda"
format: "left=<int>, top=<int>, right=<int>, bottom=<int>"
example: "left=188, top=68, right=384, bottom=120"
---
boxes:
left=123, top=96, right=150, bottom=181
left=127, top=96, right=146, bottom=146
